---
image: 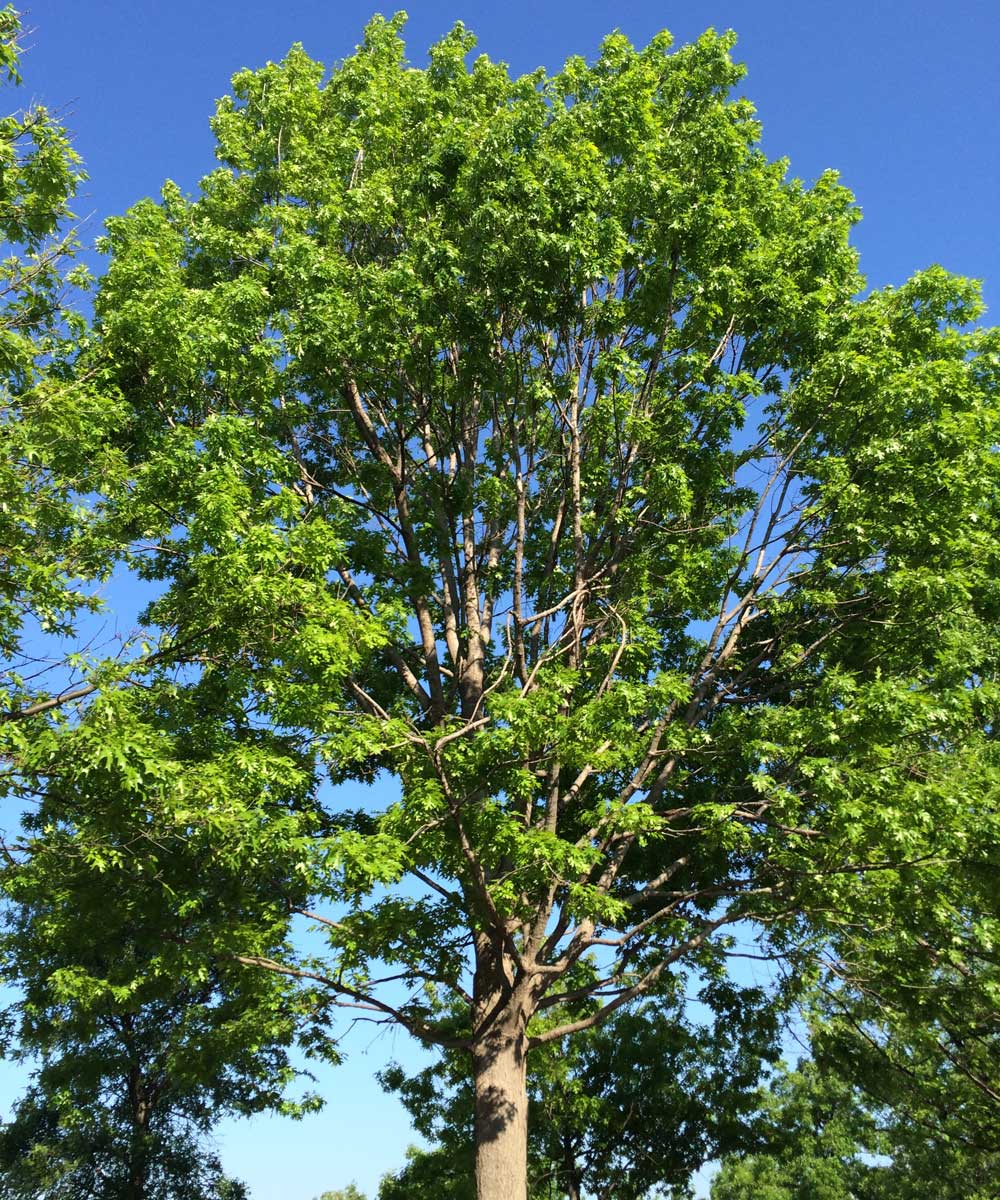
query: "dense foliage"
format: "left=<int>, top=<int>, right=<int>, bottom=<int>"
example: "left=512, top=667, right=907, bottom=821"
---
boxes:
left=0, top=758, right=321, bottom=1200
left=710, top=1058, right=999, bottom=1200
left=2, top=13, right=998, bottom=1199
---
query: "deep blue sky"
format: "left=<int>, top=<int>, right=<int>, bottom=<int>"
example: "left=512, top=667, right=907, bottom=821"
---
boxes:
left=27, top=0, right=1000, bottom=311
left=14, top=1, right=1000, bottom=1197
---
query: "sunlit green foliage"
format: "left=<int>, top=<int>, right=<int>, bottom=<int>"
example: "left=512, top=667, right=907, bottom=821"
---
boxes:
left=6, top=12, right=1000, bottom=1197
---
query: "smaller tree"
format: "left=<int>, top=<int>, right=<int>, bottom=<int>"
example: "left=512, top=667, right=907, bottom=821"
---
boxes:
left=797, top=760, right=1000, bottom=1199
left=709, top=1057, right=999, bottom=1200
left=813, top=853, right=1000, bottom=1160
left=0, top=1091, right=250, bottom=1200
left=709, top=1061, right=884, bottom=1200
left=377, top=1147, right=472, bottom=1200
left=0, top=689, right=330, bottom=1200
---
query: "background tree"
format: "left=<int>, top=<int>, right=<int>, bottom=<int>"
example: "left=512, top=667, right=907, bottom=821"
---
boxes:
left=0, top=11, right=332, bottom=1195
left=708, top=1061, right=886, bottom=1200
left=0, top=681, right=334, bottom=1200
left=805, top=834, right=1000, bottom=1196
left=711, top=803, right=1000, bottom=1199
left=39, top=15, right=1000, bottom=1200
left=377, top=1146, right=473, bottom=1200
left=0, top=1090, right=250, bottom=1200
left=709, top=1056, right=999, bottom=1200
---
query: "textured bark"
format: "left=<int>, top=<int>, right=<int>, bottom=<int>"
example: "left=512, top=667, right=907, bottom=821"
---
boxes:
left=472, top=1022, right=529, bottom=1200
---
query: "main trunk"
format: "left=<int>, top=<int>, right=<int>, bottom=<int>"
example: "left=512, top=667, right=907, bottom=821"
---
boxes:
left=472, top=1022, right=529, bottom=1200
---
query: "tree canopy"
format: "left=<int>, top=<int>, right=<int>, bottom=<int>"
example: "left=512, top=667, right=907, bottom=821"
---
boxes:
left=3, top=13, right=999, bottom=1200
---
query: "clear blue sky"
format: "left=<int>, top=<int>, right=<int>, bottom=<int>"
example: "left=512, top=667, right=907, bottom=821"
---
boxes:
left=16, top=1, right=1000, bottom=1196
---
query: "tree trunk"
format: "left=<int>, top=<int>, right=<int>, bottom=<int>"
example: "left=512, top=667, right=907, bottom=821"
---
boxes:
left=126, top=1159, right=146, bottom=1200
left=472, top=1021, right=529, bottom=1200
left=561, top=1138, right=582, bottom=1200
left=125, top=1059, right=148, bottom=1200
